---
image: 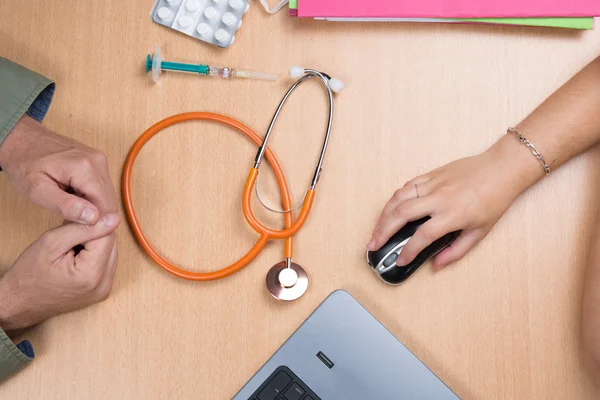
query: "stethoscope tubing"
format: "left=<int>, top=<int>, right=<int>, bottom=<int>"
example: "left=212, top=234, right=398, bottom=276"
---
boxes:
left=123, top=71, right=334, bottom=282
left=122, top=112, right=294, bottom=281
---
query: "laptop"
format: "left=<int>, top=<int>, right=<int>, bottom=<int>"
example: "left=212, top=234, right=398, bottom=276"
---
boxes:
left=233, top=290, right=459, bottom=400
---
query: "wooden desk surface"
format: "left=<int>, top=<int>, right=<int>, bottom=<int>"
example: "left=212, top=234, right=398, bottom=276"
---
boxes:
left=2, top=1, right=600, bottom=399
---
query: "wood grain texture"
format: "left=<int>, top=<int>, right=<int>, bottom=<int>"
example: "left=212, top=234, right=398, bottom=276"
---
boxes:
left=1, top=1, right=600, bottom=398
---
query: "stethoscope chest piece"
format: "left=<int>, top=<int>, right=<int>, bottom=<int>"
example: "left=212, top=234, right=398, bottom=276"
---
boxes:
left=266, top=261, right=308, bottom=301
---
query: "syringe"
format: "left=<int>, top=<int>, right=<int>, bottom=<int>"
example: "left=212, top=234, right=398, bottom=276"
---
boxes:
left=145, top=46, right=278, bottom=83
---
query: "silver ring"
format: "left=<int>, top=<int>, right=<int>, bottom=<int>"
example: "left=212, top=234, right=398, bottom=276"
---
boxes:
left=415, top=183, right=420, bottom=198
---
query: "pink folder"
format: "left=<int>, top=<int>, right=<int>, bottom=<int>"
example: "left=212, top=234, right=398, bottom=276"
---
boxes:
left=297, top=0, right=600, bottom=18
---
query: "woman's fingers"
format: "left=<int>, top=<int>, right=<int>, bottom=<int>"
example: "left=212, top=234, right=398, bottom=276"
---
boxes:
left=432, top=230, right=483, bottom=270
left=369, top=196, right=437, bottom=251
left=396, top=215, right=456, bottom=266
left=405, top=175, right=433, bottom=188
left=377, top=176, right=433, bottom=222
left=369, top=177, right=434, bottom=250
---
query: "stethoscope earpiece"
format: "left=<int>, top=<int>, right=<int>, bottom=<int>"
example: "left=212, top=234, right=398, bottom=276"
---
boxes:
left=328, top=77, right=344, bottom=93
left=289, top=66, right=344, bottom=93
left=289, top=66, right=305, bottom=79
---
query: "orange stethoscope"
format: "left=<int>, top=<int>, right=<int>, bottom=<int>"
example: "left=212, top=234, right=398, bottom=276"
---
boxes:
left=123, top=68, right=343, bottom=300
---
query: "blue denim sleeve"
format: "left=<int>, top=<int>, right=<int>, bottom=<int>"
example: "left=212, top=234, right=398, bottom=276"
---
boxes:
left=0, top=329, right=35, bottom=382
left=26, top=82, right=55, bottom=123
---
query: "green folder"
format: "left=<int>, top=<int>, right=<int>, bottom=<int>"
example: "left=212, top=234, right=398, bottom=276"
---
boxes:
left=289, top=1, right=594, bottom=30
left=459, top=17, right=593, bottom=29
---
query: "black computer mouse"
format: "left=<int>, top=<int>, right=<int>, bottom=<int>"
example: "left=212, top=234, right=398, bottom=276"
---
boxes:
left=366, top=217, right=459, bottom=285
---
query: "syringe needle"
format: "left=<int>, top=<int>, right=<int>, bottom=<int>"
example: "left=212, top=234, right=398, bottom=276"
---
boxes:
left=146, top=46, right=278, bottom=82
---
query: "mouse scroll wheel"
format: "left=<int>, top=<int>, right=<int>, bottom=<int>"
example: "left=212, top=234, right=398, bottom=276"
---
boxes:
left=383, top=253, right=399, bottom=267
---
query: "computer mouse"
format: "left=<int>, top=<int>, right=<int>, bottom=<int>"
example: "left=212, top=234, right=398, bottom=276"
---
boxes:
left=366, top=217, right=459, bottom=285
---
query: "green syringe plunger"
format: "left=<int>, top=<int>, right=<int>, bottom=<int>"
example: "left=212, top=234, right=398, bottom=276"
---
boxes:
left=146, top=46, right=278, bottom=83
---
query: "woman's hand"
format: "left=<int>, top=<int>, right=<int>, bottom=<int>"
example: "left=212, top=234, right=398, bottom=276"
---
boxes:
left=368, top=135, right=542, bottom=270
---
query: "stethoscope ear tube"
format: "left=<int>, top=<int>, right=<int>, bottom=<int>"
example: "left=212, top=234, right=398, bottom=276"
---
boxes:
left=241, top=70, right=336, bottom=244
left=253, top=70, right=335, bottom=190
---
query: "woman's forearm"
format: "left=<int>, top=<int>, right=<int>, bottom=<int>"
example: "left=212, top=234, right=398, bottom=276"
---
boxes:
left=510, top=58, right=600, bottom=376
left=492, top=56, right=600, bottom=194
left=582, top=213, right=600, bottom=381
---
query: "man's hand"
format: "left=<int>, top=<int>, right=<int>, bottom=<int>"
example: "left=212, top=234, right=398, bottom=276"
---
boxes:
left=0, top=115, right=118, bottom=223
left=0, top=115, right=121, bottom=336
left=0, top=214, right=119, bottom=336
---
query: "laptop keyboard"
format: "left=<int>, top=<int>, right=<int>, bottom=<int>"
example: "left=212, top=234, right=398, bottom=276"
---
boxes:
left=248, top=366, right=321, bottom=400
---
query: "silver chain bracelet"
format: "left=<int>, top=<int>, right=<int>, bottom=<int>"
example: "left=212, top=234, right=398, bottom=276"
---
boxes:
left=507, top=127, right=551, bottom=176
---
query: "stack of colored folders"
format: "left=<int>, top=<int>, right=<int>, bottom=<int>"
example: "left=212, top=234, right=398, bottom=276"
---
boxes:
left=289, top=0, right=598, bottom=30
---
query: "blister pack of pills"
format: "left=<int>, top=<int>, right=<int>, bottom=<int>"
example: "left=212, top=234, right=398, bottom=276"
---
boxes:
left=151, top=0, right=250, bottom=48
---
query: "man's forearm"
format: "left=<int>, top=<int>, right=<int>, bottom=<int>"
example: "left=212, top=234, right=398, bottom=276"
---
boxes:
left=0, top=278, right=34, bottom=382
left=0, top=275, right=27, bottom=338
left=0, top=275, right=33, bottom=382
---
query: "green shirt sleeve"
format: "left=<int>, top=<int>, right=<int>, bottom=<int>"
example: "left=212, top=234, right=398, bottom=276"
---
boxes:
left=0, top=328, right=33, bottom=382
left=0, top=56, right=55, bottom=148
left=0, top=57, right=54, bottom=381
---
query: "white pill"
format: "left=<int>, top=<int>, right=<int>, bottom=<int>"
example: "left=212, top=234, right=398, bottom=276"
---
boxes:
left=157, top=7, right=172, bottom=20
left=178, top=15, right=193, bottom=28
left=215, top=29, right=229, bottom=42
left=213, top=0, right=222, bottom=3
left=186, top=0, right=200, bottom=12
left=196, top=23, right=211, bottom=36
left=229, top=0, right=243, bottom=9
left=204, top=7, right=218, bottom=19
left=222, top=12, right=237, bottom=26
